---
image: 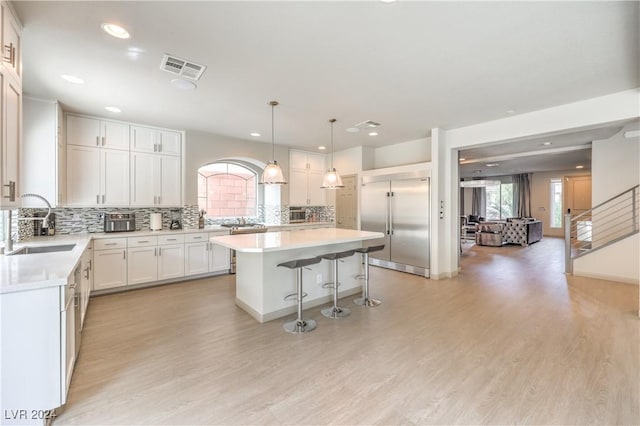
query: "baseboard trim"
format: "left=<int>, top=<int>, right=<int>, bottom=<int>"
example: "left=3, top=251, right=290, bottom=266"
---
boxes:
left=573, top=271, right=639, bottom=285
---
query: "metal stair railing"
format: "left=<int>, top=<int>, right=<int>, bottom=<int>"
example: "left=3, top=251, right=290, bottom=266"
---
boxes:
left=565, top=184, right=639, bottom=273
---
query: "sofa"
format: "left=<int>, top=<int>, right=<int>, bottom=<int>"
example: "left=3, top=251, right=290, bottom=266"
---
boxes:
left=476, top=219, right=543, bottom=247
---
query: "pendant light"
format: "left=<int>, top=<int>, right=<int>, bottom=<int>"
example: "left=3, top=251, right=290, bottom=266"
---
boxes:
left=321, top=118, right=344, bottom=189
left=260, top=101, right=286, bottom=185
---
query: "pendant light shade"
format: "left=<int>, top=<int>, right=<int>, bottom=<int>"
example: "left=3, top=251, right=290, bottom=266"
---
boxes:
left=260, top=101, right=286, bottom=185
left=321, top=118, right=345, bottom=189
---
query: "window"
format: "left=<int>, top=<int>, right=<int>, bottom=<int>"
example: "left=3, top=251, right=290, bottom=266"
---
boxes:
left=485, top=182, right=513, bottom=220
left=197, top=162, right=257, bottom=218
left=550, top=179, right=563, bottom=228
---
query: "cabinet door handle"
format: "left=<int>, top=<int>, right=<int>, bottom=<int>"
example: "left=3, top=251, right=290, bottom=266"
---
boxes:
left=157, top=195, right=161, bottom=204
left=102, top=136, right=106, bottom=146
left=158, top=144, right=162, bottom=153
left=154, top=247, right=157, bottom=256
left=138, top=240, right=149, bottom=243
left=105, top=243, right=117, bottom=246
left=3, top=181, right=16, bottom=201
left=102, top=195, right=105, bottom=204
left=123, top=250, right=126, bottom=260
left=153, top=144, right=157, bottom=153
left=96, top=136, right=100, bottom=146
left=167, top=238, right=177, bottom=241
left=2, top=43, right=14, bottom=66
left=159, top=247, right=162, bottom=256
left=96, top=195, right=100, bottom=204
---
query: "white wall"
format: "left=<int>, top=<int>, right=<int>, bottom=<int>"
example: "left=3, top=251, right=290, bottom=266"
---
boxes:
left=573, top=234, right=639, bottom=284
left=373, top=137, right=431, bottom=169
left=184, top=129, right=290, bottom=206
left=572, top=122, right=640, bottom=283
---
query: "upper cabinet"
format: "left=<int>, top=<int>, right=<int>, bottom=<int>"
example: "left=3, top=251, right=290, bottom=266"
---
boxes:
left=130, top=125, right=181, bottom=156
left=61, top=113, right=183, bottom=207
left=289, top=150, right=326, bottom=206
left=1, top=1, right=21, bottom=84
left=67, top=115, right=130, bottom=150
left=0, top=2, right=21, bottom=208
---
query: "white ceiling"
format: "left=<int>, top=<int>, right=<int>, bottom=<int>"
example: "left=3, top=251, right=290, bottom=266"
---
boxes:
left=14, top=1, right=639, bottom=152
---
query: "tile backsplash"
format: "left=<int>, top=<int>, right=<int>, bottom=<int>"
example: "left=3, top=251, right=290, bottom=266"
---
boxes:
left=14, top=204, right=335, bottom=241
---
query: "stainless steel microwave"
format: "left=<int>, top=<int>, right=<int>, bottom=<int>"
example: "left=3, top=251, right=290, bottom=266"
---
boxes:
left=289, top=207, right=306, bottom=223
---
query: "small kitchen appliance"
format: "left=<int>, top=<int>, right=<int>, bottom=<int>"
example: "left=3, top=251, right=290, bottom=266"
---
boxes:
left=170, top=209, right=182, bottom=230
left=104, top=213, right=136, bottom=232
left=289, top=207, right=306, bottom=223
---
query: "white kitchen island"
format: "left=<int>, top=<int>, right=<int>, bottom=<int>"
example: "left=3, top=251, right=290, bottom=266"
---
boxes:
left=210, top=228, right=384, bottom=323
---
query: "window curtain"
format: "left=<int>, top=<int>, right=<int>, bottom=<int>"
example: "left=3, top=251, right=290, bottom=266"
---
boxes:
left=513, top=173, right=532, bottom=217
left=471, top=187, right=485, bottom=217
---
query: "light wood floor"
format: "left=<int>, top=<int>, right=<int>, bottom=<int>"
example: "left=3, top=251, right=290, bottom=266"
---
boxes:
left=57, top=237, right=639, bottom=425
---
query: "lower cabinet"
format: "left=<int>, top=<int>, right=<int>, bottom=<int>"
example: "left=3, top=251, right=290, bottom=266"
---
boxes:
left=184, top=232, right=230, bottom=276
left=79, top=243, right=93, bottom=328
left=93, top=238, right=128, bottom=290
left=157, top=235, right=185, bottom=280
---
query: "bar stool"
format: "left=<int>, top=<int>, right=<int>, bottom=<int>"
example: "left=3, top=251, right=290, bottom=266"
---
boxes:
left=278, top=256, right=322, bottom=334
left=320, top=249, right=356, bottom=319
left=353, top=245, right=385, bottom=307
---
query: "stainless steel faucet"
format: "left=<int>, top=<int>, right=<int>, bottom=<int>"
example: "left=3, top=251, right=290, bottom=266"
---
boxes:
left=2, top=194, right=53, bottom=253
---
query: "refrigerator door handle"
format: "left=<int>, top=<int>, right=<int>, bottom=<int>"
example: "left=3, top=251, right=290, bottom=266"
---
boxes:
left=385, top=192, right=390, bottom=235
left=389, top=191, right=394, bottom=235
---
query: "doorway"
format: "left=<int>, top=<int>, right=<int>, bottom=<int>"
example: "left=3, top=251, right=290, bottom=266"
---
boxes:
left=564, top=175, right=592, bottom=216
left=335, top=174, right=357, bottom=230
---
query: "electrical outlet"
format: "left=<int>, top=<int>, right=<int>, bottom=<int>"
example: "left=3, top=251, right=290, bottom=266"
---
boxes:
left=317, top=273, right=323, bottom=284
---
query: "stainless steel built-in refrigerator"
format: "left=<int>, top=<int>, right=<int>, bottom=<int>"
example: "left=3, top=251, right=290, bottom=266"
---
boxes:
left=360, top=171, right=430, bottom=277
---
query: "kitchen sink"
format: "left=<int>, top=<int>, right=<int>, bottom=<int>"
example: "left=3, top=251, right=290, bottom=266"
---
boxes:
left=7, top=244, right=76, bottom=255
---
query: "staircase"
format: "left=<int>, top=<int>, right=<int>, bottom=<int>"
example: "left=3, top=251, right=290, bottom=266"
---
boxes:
left=564, top=185, right=639, bottom=273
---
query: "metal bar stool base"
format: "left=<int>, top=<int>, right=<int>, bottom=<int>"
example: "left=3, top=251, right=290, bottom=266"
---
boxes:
left=283, top=318, right=317, bottom=334
left=321, top=306, right=351, bottom=319
left=354, top=297, right=381, bottom=307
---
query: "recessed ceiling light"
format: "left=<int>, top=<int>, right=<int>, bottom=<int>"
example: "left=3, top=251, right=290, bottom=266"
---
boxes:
left=542, top=142, right=552, bottom=146
left=250, top=132, right=261, bottom=137
left=486, top=163, right=499, bottom=167
left=101, top=23, right=130, bottom=39
left=61, top=74, right=84, bottom=84
left=368, top=132, right=378, bottom=136
left=576, top=165, right=584, bottom=169
left=170, top=78, right=197, bottom=90
left=346, top=127, right=360, bottom=133
left=318, top=146, right=326, bottom=150
left=459, top=157, right=466, bottom=161
left=104, top=106, right=121, bottom=113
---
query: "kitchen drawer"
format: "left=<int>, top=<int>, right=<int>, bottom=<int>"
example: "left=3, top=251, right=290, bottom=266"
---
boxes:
left=158, top=234, right=185, bottom=245
left=94, top=238, right=127, bottom=250
left=184, top=233, right=209, bottom=243
left=127, top=236, right=158, bottom=248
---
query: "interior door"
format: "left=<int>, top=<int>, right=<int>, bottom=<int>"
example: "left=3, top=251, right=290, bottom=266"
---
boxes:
left=336, top=175, right=357, bottom=229
left=565, top=175, right=592, bottom=216
left=390, top=178, right=430, bottom=268
left=360, top=180, right=391, bottom=261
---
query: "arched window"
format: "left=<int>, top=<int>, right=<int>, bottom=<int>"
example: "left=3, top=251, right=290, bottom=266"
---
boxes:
left=197, top=162, right=258, bottom=218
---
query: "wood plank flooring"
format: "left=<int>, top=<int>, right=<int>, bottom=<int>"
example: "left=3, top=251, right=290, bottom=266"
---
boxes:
left=56, top=237, right=639, bottom=425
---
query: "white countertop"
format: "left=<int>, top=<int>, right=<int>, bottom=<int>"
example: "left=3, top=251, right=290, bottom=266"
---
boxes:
left=210, top=228, right=384, bottom=253
left=0, top=235, right=92, bottom=294
left=0, top=222, right=334, bottom=294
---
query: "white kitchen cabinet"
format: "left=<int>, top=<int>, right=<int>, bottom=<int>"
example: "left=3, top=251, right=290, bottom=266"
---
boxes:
left=130, top=152, right=181, bottom=207
left=0, top=69, right=21, bottom=208
left=1, top=1, right=21, bottom=83
left=127, top=236, right=158, bottom=285
left=209, top=240, right=230, bottom=272
left=184, top=233, right=230, bottom=276
left=21, top=97, right=65, bottom=207
left=127, top=246, right=158, bottom=285
left=130, top=126, right=181, bottom=156
left=158, top=243, right=185, bottom=280
left=93, top=241, right=127, bottom=290
left=289, top=150, right=326, bottom=206
left=66, top=114, right=129, bottom=150
left=66, top=146, right=129, bottom=206
left=80, top=243, right=92, bottom=328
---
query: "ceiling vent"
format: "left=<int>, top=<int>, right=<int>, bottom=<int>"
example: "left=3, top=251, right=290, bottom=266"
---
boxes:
left=355, top=120, right=381, bottom=128
left=160, top=54, right=207, bottom=81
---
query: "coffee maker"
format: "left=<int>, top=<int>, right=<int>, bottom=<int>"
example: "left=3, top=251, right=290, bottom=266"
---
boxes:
left=170, top=209, right=182, bottom=230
